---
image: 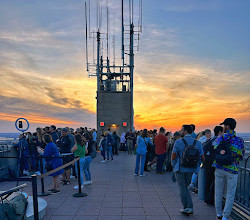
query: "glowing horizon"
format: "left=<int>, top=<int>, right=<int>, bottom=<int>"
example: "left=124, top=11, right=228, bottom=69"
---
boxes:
left=0, top=0, right=249, bottom=133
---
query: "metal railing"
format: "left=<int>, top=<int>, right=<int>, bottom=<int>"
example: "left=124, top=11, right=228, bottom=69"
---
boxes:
left=0, top=154, right=87, bottom=220
left=235, top=156, right=250, bottom=211
left=0, top=144, right=17, bottom=177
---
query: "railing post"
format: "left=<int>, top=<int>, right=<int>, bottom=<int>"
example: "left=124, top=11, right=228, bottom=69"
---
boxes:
left=31, top=174, right=39, bottom=220
left=38, top=156, right=50, bottom=197
left=73, top=158, right=87, bottom=198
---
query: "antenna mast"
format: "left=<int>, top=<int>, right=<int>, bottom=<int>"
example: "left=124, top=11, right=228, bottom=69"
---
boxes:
left=84, top=0, right=143, bottom=133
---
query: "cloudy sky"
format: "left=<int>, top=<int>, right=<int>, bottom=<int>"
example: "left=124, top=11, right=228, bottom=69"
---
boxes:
left=0, top=0, right=249, bottom=133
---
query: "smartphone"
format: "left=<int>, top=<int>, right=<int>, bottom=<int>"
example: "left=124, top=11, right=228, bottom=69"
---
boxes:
left=19, top=121, right=23, bottom=128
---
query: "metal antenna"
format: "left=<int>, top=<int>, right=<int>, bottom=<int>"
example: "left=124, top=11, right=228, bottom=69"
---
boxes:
left=129, top=0, right=131, bottom=25
left=99, top=5, right=102, bottom=31
left=97, top=0, right=99, bottom=30
left=88, top=0, right=91, bottom=37
left=113, top=35, right=115, bottom=70
left=106, top=1, right=109, bottom=67
left=85, top=2, right=89, bottom=71
left=140, top=0, right=142, bottom=32
left=132, top=0, right=134, bottom=24
left=121, top=0, right=125, bottom=67
left=93, top=32, right=95, bottom=63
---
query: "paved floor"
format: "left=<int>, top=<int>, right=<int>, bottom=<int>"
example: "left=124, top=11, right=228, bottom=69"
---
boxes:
left=0, top=152, right=216, bottom=219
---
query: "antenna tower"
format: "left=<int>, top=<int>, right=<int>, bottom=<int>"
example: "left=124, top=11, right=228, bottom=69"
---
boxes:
left=84, top=0, right=143, bottom=136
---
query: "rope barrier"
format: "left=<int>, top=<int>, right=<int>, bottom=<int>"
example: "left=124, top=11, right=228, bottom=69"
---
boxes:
left=37, top=157, right=79, bottom=179
left=0, top=153, right=88, bottom=220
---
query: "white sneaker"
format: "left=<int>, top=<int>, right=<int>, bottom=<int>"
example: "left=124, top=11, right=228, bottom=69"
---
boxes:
left=23, top=170, right=29, bottom=175
left=83, top=181, right=92, bottom=185
left=101, top=160, right=106, bottom=163
left=134, top=174, right=138, bottom=176
left=73, top=185, right=83, bottom=190
left=35, top=171, right=41, bottom=175
left=140, top=174, right=145, bottom=177
left=188, top=184, right=195, bottom=190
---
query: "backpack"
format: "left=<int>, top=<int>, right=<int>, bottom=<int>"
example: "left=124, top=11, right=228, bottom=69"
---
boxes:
left=214, top=136, right=235, bottom=166
left=202, top=137, right=217, bottom=168
left=181, top=139, right=199, bottom=168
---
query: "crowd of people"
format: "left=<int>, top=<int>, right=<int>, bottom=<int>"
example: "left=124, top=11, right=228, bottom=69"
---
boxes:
left=130, top=118, right=244, bottom=220
left=14, top=126, right=97, bottom=194
left=13, top=118, right=245, bottom=220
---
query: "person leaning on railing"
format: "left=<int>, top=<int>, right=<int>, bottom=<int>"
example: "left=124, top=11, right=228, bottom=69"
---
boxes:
left=37, top=134, right=64, bottom=194
left=212, top=118, right=245, bottom=220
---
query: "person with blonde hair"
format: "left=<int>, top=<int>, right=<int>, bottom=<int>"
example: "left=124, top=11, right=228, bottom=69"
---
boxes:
left=36, top=127, right=45, bottom=149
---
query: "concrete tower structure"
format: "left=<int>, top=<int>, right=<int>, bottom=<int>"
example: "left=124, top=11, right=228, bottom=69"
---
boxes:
left=85, top=0, right=142, bottom=138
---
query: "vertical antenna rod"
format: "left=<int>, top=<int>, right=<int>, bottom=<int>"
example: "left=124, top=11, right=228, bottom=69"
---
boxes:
left=106, top=2, right=109, bottom=70
left=85, top=2, right=89, bottom=71
left=121, top=0, right=125, bottom=67
left=140, top=0, right=142, bottom=32
left=112, top=12, right=116, bottom=71
left=96, top=0, right=99, bottom=29
left=132, top=0, right=134, bottom=24
left=88, top=0, right=91, bottom=36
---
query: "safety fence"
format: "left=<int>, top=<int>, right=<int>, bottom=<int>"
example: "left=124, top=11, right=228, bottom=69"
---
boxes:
left=0, top=154, right=87, bottom=220
left=235, top=156, right=250, bottom=210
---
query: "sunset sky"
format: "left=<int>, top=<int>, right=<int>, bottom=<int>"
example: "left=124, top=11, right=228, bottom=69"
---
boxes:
left=0, top=0, right=249, bottom=133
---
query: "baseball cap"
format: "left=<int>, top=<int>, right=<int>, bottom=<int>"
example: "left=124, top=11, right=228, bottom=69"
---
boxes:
left=220, top=118, right=236, bottom=129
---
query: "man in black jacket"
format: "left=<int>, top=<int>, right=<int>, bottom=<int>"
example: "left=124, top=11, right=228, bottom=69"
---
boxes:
left=203, top=126, right=223, bottom=205
left=57, top=128, right=72, bottom=185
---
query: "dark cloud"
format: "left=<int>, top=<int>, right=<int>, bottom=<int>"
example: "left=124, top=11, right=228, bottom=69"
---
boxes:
left=44, top=87, right=88, bottom=109
left=0, top=95, right=95, bottom=124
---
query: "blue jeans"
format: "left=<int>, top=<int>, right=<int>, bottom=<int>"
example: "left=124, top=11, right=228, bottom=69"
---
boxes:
left=107, top=145, right=113, bottom=160
left=215, top=169, right=238, bottom=218
left=101, top=150, right=106, bottom=160
left=30, top=154, right=38, bottom=171
left=175, top=172, right=193, bottom=209
left=75, top=157, right=86, bottom=185
left=156, top=153, right=167, bottom=172
left=83, top=156, right=92, bottom=181
left=135, top=153, right=146, bottom=176
left=21, top=155, right=30, bottom=171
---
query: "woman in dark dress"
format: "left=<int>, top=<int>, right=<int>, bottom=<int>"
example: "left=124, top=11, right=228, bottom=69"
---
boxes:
left=38, top=134, right=63, bottom=194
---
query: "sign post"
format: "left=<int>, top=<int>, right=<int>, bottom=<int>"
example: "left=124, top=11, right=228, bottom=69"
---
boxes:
left=15, top=118, right=29, bottom=186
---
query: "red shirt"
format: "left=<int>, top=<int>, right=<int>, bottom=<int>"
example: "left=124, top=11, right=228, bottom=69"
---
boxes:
left=154, top=133, right=168, bottom=155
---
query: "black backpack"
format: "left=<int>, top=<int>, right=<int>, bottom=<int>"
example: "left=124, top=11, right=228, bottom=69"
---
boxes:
left=214, top=136, right=235, bottom=166
left=181, top=139, right=199, bottom=168
left=202, top=137, right=217, bottom=168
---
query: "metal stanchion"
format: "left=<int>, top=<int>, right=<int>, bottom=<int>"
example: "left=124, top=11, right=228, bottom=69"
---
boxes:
left=31, top=174, right=39, bottom=220
left=38, top=156, right=51, bottom=196
left=73, top=159, right=87, bottom=197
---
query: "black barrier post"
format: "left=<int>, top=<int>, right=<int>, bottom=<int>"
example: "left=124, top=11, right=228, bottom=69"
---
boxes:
left=31, top=174, right=39, bottom=220
left=38, top=156, right=51, bottom=197
left=73, top=158, right=87, bottom=197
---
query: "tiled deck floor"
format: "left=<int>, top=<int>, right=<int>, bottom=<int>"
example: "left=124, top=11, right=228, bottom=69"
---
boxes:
left=0, top=152, right=216, bottom=219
